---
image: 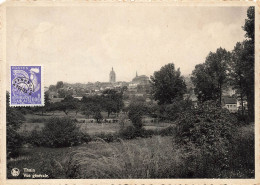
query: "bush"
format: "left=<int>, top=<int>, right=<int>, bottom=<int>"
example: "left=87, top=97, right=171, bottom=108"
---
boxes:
left=119, top=126, right=137, bottom=140
left=92, top=132, right=118, bottom=143
left=158, top=99, right=193, bottom=121
left=119, top=126, right=154, bottom=140
left=229, top=123, right=255, bottom=178
left=6, top=95, right=26, bottom=158
left=128, top=102, right=146, bottom=129
left=25, top=130, right=44, bottom=147
left=25, top=117, right=91, bottom=148
left=7, top=126, right=23, bottom=158
left=174, top=101, right=237, bottom=178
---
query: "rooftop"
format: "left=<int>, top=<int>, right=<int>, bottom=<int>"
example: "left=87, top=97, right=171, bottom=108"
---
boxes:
left=222, top=96, right=237, bottom=104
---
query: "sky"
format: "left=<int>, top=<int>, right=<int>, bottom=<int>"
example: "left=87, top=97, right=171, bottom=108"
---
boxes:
left=6, top=5, right=249, bottom=86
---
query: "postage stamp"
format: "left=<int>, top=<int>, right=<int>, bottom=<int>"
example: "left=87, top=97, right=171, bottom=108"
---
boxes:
left=10, top=66, right=44, bottom=106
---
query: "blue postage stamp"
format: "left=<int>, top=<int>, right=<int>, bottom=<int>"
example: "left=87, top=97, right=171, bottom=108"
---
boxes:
left=10, top=66, right=44, bottom=106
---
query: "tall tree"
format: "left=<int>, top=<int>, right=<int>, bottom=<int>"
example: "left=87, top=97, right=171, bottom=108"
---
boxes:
left=242, top=7, right=255, bottom=120
left=243, top=6, right=255, bottom=42
left=150, top=63, right=186, bottom=105
left=229, top=42, right=247, bottom=115
left=229, top=7, right=254, bottom=120
left=191, top=48, right=230, bottom=104
left=191, top=64, right=219, bottom=102
left=206, top=48, right=231, bottom=104
left=102, top=89, right=124, bottom=117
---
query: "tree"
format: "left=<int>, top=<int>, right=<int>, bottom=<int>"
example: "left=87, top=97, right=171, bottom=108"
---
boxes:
left=229, top=7, right=254, bottom=120
left=38, top=92, right=51, bottom=115
left=159, top=99, right=193, bottom=121
left=230, top=42, right=248, bottom=116
left=81, top=95, right=103, bottom=120
left=207, top=48, right=231, bottom=104
left=56, top=81, right=64, bottom=89
left=42, top=117, right=90, bottom=147
left=150, top=63, right=186, bottom=105
left=243, top=6, right=254, bottom=42
left=93, top=110, right=103, bottom=123
left=191, top=64, right=219, bottom=102
left=242, top=7, right=255, bottom=120
left=121, top=86, right=128, bottom=93
left=128, top=101, right=147, bottom=129
left=56, top=95, right=79, bottom=115
left=48, top=85, right=56, bottom=92
left=191, top=48, right=231, bottom=104
left=103, top=99, right=117, bottom=118
left=102, top=89, right=124, bottom=117
left=242, top=40, right=254, bottom=120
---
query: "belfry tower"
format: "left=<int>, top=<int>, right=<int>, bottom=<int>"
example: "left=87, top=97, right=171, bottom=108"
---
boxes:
left=109, top=67, right=116, bottom=83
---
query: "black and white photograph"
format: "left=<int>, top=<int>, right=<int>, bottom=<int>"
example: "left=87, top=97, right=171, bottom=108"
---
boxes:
left=1, top=1, right=258, bottom=183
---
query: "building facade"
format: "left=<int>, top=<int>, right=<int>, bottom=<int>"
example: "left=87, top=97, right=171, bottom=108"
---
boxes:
left=222, top=96, right=237, bottom=113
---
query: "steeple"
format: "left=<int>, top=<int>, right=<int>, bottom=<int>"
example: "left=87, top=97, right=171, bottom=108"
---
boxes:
left=136, top=71, right=138, bottom=77
left=109, top=67, right=116, bottom=83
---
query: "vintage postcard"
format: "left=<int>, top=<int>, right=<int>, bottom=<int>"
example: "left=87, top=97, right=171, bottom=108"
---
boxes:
left=0, top=0, right=259, bottom=185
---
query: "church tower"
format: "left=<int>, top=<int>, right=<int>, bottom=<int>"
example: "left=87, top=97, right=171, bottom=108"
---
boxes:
left=109, top=67, right=116, bottom=83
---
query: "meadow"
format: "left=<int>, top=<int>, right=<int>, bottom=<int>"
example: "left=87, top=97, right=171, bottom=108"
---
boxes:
left=8, top=109, right=255, bottom=179
left=8, top=136, right=178, bottom=179
left=19, top=111, right=171, bottom=135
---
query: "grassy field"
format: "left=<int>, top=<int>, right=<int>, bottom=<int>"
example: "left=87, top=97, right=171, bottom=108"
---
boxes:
left=19, top=111, right=171, bottom=134
left=12, top=111, right=255, bottom=179
left=8, top=123, right=254, bottom=179
left=8, top=136, right=179, bottom=179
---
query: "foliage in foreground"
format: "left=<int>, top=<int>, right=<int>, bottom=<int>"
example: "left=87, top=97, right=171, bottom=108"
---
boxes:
left=174, top=101, right=254, bottom=178
left=65, top=136, right=183, bottom=178
left=7, top=120, right=254, bottom=179
left=6, top=93, right=26, bottom=158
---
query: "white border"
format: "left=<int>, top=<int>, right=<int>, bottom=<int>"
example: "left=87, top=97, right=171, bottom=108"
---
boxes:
left=0, top=1, right=259, bottom=185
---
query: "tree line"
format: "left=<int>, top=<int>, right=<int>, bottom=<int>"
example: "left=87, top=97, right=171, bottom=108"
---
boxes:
left=150, top=7, right=254, bottom=121
left=40, top=89, right=124, bottom=122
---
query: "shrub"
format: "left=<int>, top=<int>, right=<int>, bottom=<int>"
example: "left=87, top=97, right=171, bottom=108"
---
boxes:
left=25, top=130, right=44, bottom=147
left=128, top=102, right=146, bottom=129
left=159, top=99, right=193, bottom=121
left=119, top=126, right=137, bottom=140
left=7, top=126, right=23, bottom=158
left=229, top=123, right=255, bottom=178
left=28, top=117, right=91, bottom=148
left=92, top=132, right=118, bottom=143
left=6, top=93, right=26, bottom=158
left=174, top=101, right=237, bottom=178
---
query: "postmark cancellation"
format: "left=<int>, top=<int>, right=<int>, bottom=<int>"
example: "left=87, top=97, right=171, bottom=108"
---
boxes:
left=9, top=65, right=44, bottom=107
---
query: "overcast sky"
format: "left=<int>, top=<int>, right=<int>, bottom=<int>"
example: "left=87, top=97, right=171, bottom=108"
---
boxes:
left=6, top=5, right=248, bottom=86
